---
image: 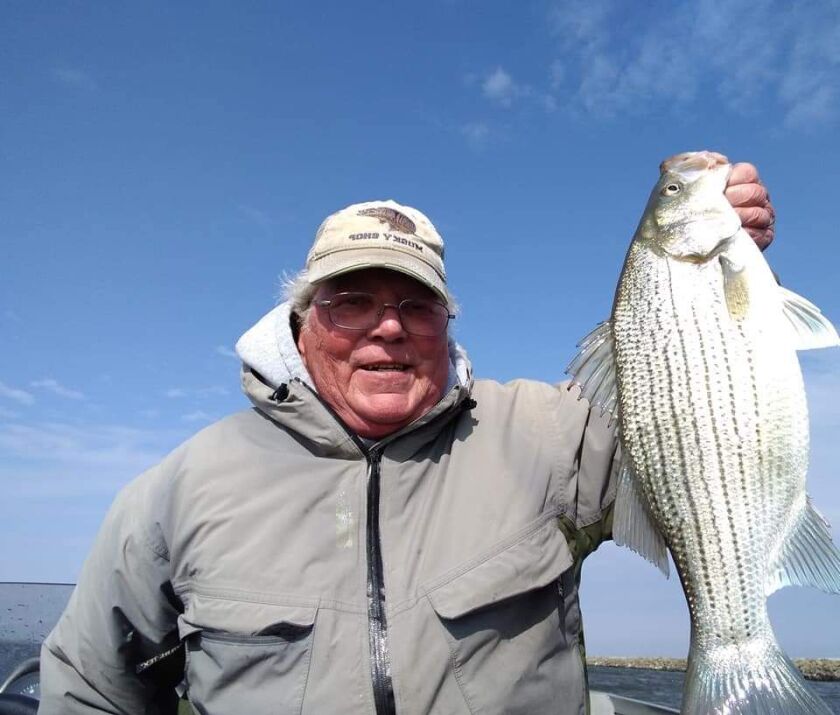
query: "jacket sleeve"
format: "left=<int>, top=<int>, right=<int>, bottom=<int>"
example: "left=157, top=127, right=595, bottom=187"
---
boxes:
left=552, top=382, right=622, bottom=561
left=39, top=465, right=183, bottom=714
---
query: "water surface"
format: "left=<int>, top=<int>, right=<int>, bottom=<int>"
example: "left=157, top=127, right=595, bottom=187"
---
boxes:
left=588, top=665, right=840, bottom=713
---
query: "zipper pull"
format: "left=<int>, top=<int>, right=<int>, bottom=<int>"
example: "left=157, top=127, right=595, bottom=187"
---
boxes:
left=270, top=383, right=289, bottom=402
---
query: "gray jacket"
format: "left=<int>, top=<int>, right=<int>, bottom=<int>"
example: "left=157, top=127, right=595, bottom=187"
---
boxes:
left=39, top=303, right=620, bottom=715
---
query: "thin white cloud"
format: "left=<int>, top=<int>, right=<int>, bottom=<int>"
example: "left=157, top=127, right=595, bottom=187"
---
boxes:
left=778, top=23, right=840, bottom=128
left=181, top=410, right=214, bottom=423
left=52, top=67, right=97, bottom=91
left=215, top=345, right=238, bottom=360
left=0, top=422, right=169, bottom=471
left=237, top=204, right=274, bottom=230
left=166, top=386, right=228, bottom=399
left=545, top=0, right=840, bottom=126
left=198, top=386, right=229, bottom=397
left=460, top=122, right=491, bottom=150
left=482, top=67, right=520, bottom=107
left=2, top=309, right=21, bottom=323
left=549, top=60, right=565, bottom=90
left=474, top=64, right=559, bottom=117
left=0, top=406, right=19, bottom=420
left=0, top=381, right=34, bottom=405
left=30, top=378, right=85, bottom=400
left=0, top=420, right=184, bottom=500
left=549, top=0, right=613, bottom=45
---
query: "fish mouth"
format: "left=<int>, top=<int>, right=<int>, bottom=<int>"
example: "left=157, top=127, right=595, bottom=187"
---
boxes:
left=659, top=151, right=732, bottom=188
left=660, top=150, right=730, bottom=176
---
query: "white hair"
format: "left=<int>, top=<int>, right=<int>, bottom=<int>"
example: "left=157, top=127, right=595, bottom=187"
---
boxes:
left=281, top=269, right=320, bottom=325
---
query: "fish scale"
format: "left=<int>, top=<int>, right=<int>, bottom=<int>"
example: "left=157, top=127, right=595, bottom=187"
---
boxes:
left=568, top=150, right=840, bottom=713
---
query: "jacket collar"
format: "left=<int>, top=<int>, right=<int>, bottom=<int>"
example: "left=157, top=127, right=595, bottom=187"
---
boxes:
left=235, top=301, right=474, bottom=458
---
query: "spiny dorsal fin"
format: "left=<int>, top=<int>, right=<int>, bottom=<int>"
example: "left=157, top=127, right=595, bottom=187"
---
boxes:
left=566, top=321, right=619, bottom=424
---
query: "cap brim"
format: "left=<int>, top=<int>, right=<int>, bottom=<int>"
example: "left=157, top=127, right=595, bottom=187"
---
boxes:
left=307, top=247, right=448, bottom=304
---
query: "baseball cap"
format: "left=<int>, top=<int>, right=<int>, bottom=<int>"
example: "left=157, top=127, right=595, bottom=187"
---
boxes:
left=304, top=199, right=448, bottom=304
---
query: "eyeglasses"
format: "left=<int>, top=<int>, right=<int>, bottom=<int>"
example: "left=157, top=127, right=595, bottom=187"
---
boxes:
left=315, top=292, right=454, bottom=337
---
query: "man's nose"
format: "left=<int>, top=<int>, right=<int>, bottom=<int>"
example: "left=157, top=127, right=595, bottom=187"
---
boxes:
left=369, top=303, right=407, bottom=339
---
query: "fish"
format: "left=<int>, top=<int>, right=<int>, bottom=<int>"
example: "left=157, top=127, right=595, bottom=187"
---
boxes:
left=357, top=206, right=417, bottom=235
left=567, top=150, right=840, bottom=714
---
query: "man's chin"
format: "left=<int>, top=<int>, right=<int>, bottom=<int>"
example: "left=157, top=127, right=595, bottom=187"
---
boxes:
left=360, top=401, right=415, bottom=425
left=348, top=396, right=422, bottom=437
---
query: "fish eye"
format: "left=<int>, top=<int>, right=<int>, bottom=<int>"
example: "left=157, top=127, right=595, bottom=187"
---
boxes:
left=661, top=183, right=682, bottom=196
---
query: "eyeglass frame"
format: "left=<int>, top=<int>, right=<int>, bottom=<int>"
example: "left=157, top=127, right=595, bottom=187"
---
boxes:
left=314, top=291, right=455, bottom=336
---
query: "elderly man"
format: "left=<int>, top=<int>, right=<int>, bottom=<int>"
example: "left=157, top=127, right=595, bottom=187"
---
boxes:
left=39, top=163, right=774, bottom=714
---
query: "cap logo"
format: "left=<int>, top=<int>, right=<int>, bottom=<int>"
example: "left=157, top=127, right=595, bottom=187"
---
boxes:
left=357, top=207, right=417, bottom=235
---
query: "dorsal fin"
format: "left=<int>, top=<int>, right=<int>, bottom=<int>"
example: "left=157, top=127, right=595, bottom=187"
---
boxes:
left=566, top=321, right=619, bottom=423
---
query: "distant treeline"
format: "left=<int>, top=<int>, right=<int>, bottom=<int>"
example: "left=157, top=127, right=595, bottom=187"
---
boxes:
left=587, top=657, right=840, bottom=682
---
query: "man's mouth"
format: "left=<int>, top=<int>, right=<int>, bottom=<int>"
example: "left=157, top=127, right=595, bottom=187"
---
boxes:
left=361, top=363, right=410, bottom=372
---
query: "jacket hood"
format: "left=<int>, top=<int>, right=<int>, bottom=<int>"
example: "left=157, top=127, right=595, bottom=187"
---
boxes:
left=234, top=301, right=473, bottom=457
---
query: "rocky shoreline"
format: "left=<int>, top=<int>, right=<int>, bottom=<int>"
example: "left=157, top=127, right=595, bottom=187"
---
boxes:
left=587, top=657, right=840, bottom=682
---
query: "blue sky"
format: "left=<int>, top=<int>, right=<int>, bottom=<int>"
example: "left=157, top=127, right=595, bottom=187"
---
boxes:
left=1, top=0, right=839, bottom=656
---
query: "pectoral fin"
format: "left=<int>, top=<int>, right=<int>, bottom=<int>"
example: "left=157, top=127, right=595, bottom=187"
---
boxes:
left=780, top=286, right=840, bottom=350
left=566, top=321, right=619, bottom=423
left=766, top=496, right=840, bottom=595
left=720, top=254, right=751, bottom=320
left=613, top=457, right=670, bottom=577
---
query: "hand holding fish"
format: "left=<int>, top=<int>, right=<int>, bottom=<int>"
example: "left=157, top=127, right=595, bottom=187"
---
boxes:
left=725, top=162, right=775, bottom=250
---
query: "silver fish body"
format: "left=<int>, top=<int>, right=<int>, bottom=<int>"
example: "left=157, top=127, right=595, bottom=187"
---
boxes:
left=569, top=151, right=840, bottom=714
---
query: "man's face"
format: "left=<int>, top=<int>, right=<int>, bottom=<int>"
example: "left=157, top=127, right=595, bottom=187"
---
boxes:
left=297, top=268, right=450, bottom=439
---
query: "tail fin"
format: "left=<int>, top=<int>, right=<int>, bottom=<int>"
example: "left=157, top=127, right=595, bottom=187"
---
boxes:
left=683, top=637, right=832, bottom=714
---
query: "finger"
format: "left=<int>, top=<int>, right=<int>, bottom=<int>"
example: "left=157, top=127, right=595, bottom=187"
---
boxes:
left=725, top=182, right=769, bottom=208
left=744, top=225, right=775, bottom=251
left=734, top=205, right=775, bottom=229
left=728, top=162, right=761, bottom=186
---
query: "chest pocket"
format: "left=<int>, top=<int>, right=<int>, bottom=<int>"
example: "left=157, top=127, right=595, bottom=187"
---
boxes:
left=178, top=593, right=318, bottom=715
left=424, top=516, right=581, bottom=715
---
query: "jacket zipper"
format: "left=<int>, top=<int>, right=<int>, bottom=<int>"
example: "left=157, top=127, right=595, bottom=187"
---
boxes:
left=276, top=380, right=472, bottom=714
left=366, top=449, right=396, bottom=715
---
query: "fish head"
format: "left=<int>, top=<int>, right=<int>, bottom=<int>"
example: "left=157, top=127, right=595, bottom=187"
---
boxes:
left=637, top=151, right=742, bottom=263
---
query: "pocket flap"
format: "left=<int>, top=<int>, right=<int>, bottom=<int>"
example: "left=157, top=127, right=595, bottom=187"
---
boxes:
left=178, top=590, right=318, bottom=639
left=425, top=516, right=573, bottom=619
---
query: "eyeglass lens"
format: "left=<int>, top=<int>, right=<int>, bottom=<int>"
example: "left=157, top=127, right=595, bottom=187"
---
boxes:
left=325, top=293, right=450, bottom=336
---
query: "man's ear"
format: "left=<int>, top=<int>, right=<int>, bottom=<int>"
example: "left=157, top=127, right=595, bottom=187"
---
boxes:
left=295, top=315, right=307, bottom=358
left=291, top=312, right=303, bottom=350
